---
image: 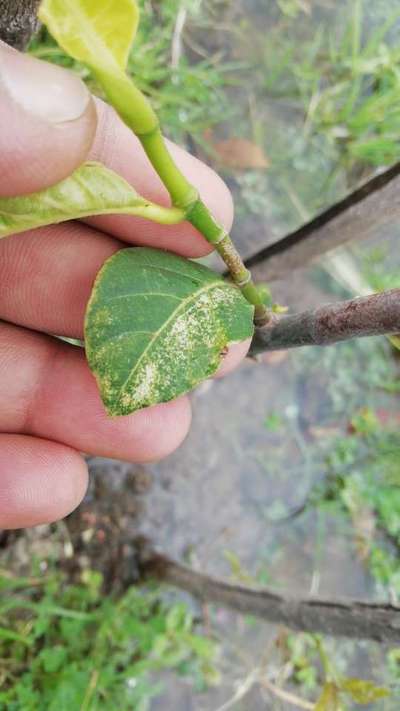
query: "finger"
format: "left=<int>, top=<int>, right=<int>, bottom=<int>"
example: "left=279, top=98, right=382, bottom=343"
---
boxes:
left=215, top=338, right=252, bottom=378
left=0, top=41, right=97, bottom=196
left=0, top=222, right=121, bottom=338
left=86, top=99, right=234, bottom=257
left=0, top=322, right=192, bottom=462
left=0, top=434, right=88, bottom=529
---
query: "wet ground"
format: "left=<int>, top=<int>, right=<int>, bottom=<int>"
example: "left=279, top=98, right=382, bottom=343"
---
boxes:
left=144, top=2, right=400, bottom=706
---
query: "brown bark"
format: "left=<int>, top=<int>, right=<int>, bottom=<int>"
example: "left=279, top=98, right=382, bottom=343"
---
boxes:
left=0, top=0, right=41, bottom=50
left=250, top=289, right=400, bottom=355
left=141, top=551, right=400, bottom=643
left=242, top=162, right=400, bottom=283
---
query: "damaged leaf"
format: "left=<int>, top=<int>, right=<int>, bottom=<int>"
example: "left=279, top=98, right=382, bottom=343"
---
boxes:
left=85, top=248, right=254, bottom=415
left=0, top=162, right=182, bottom=240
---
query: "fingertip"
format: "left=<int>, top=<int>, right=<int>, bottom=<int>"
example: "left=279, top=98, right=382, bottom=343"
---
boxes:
left=215, top=338, right=251, bottom=378
left=0, top=435, right=88, bottom=529
left=115, top=395, right=193, bottom=463
left=0, top=44, right=98, bottom=196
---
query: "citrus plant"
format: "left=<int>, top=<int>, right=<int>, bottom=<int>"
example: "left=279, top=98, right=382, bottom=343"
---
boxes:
left=0, top=0, right=269, bottom=417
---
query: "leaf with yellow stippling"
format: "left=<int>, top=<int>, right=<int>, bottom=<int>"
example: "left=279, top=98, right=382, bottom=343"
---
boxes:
left=85, top=248, right=254, bottom=416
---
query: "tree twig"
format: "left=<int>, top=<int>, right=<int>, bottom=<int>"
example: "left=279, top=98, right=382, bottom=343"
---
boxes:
left=250, top=289, right=400, bottom=355
left=243, top=162, right=400, bottom=283
left=214, top=668, right=259, bottom=711
left=0, top=0, right=41, bottom=50
left=140, top=550, right=400, bottom=643
left=260, top=678, right=315, bottom=710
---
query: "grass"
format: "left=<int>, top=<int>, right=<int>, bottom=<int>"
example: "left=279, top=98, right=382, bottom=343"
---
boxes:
left=228, top=0, right=400, bottom=233
left=301, top=408, right=400, bottom=594
left=259, top=0, right=400, bottom=170
left=0, top=568, right=218, bottom=710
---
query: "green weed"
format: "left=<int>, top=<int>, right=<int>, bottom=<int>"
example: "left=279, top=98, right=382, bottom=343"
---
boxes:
left=0, top=569, right=218, bottom=711
left=260, top=0, right=400, bottom=171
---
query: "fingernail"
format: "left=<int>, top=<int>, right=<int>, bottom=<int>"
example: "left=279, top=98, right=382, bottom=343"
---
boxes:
left=0, top=41, right=90, bottom=123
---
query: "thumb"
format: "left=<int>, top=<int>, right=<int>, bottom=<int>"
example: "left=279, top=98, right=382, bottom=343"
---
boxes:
left=0, top=41, right=97, bottom=196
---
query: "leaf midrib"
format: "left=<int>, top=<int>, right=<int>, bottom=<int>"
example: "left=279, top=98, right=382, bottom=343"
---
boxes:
left=0, top=205, right=145, bottom=240
left=116, top=279, right=225, bottom=404
left=117, top=261, right=207, bottom=285
left=107, top=292, right=184, bottom=303
left=61, top=2, right=122, bottom=73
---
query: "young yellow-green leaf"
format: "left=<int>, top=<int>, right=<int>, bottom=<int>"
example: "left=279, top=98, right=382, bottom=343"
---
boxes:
left=340, top=677, right=390, bottom=704
left=39, top=0, right=158, bottom=134
left=39, top=0, right=139, bottom=72
left=389, top=334, right=400, bottom=351
left=85, top=248, right=254, bottom=416
left=0, top=162, right=183, bottom=240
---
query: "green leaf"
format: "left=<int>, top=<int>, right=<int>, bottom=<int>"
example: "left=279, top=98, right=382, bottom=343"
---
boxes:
left=39, top=645, right=68, bottom=673
left=0, top=626, right=32, bottom=645
left=0, top=162, right=183, bottom=240
left=349, top=137, right=400, bottom=166
left=314, top=682, right=340, bottom=711
left=340, top=677, right=390, bottom=704
left=85, top=248, right=254, bottom=415
left=39, top=0, right=139, bottom=73
left=389, top=334, right=400, bottom=352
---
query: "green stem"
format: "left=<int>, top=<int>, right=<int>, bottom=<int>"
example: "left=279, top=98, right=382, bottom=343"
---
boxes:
left=140, top=128, right=198, bottom=209
left=95, top=69, right=159, bottom=136
left=101, top=76, right=270, bottom=323
left=186, top=199, right=268, bottom=323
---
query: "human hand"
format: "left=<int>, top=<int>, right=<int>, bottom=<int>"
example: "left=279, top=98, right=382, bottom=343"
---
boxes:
left=0, top=42, right=250, bottom=528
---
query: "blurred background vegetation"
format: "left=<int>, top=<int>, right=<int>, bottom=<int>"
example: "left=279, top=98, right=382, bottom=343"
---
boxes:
left=1, top=1, right=400, bottom=709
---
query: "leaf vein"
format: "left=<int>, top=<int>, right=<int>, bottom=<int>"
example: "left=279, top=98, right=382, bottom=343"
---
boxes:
left=106, top=291, right=184, bottom=303
left=116, top=280, right=223, bottom=404
left=103, top=330, right=154, bottom=347
left=127, top=262, right=207, bottom=284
